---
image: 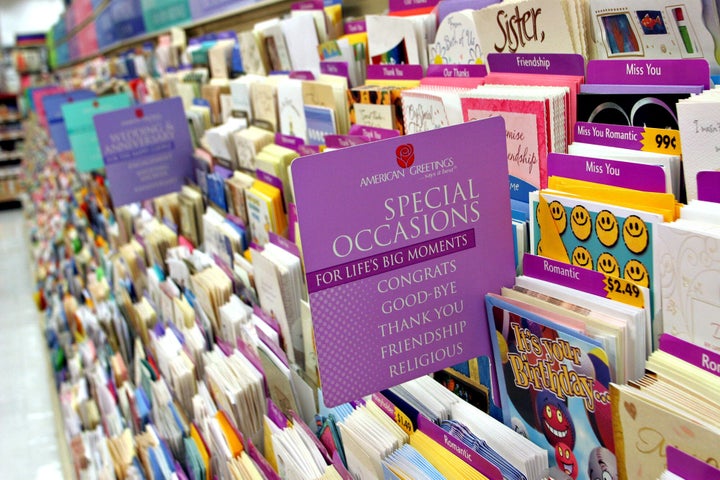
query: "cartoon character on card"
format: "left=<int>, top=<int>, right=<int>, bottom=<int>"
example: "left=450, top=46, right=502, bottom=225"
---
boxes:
left=535, top=390, right=576, bottom=448
left=587, top=446, right=617, bottom=480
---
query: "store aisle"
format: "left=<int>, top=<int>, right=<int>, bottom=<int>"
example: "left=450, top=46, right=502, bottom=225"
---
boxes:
left=0, top=208, right=67, bottom=479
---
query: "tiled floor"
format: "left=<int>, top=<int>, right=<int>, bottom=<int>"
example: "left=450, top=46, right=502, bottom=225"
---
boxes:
left=0, top=208, right=68, bottom=479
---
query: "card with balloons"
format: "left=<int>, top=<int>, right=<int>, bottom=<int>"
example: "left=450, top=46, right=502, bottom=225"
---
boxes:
left=485, top=293, right=616, bottom=480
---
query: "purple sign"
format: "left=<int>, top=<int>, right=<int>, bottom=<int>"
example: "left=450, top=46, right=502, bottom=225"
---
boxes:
left=667, top=446, right=720, bottom=480
left=697, top=171, right=720, bottom=203
left=344, top=19, right=366, bottom=34
left=94, top=97, right=194, bottom=206
left=487, top=53, right=585, bottom=76
left=292, top=0, right=323, bottom=9
left=289, top=71, right=316, bottom=81
left=659, top=334, right=720, bottom=379
left=389, top=0, right=440, bottom=12
left=425, top=64, right=487, bottom=78
left=275, top=133, right=305, bottom=152
left=325, top=134, right=369, bottom=148
left=547, top=153, right=667, bottom=193
left=320, top=61, right=350, bottom=82
left=348, top=125, right=401, bottom=141
left=269, top=232, right=301, bottom=258
left=586, top=59, right=710, bottom=90
left=574, top=122, right=644, bottom=150
left=367, top=64, right=423, bottom=80
left=291, top=117, right=516, bottom=406
left=523, top=254, right=609, bottom=299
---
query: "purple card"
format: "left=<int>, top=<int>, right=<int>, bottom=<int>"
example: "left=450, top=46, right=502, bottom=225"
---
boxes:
left=486, top=53, right=585, bottom=76
left=291, top=117, right=516, bottom=406
left=697, top=171, right=720, bottom=203
left=94, top=97, right=194, bottom=206
left=548, top=152, right=667, bottom=193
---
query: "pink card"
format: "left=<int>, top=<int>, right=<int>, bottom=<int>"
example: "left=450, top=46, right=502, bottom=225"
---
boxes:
left=461, top=96, right=549, bottom=198
left=484, top=72, right=583, bottom=143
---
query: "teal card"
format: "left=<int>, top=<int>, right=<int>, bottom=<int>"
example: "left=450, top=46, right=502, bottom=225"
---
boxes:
left=62, top=93, right=133, bottom=172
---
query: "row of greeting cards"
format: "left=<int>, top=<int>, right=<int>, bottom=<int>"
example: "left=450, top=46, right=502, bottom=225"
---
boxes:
left=22, top=2, right=720, bottom=480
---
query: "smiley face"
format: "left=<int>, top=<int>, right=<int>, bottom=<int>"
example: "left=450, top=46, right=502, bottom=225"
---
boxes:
left=570, top=205, right=592, bottom=241
left=549, top=201, right=567, bottom=235
left=597, top=252, right=620, bottom=277
left=624, top=259, right=649, bottom=288
left=595, top=210, right=619, bottom=247
left=622, top=215, right=649, bottom=254
left=572, top=245, right=593, bottom=269
left=536, top=391, right=575, bottom=448
left=555, top=442, right=579, bottom=480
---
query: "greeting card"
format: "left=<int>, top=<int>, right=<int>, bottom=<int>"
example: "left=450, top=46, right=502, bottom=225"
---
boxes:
left=485, top=294, right=615, bottom=480
left=460, top=95, right=548, bottom=202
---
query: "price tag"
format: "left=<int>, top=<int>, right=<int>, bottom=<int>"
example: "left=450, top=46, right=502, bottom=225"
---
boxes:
left=394, top=407, right=414, bottom=435
left=640, top=127, right=682, bottom=155
left=603, top=275, right=644, bottom=308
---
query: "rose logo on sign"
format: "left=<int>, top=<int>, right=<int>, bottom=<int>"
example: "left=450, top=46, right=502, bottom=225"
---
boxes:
left=396, top=144, right=415, bottom=168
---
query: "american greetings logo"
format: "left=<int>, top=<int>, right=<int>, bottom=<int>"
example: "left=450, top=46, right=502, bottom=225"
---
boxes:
left=359, top=142, right=456, bottom=188
left=396, top=143, right=415, bottom=168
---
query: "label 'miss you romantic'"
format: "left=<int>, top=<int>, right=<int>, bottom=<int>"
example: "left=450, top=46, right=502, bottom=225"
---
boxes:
left=292, top=118, right=515, bottom=406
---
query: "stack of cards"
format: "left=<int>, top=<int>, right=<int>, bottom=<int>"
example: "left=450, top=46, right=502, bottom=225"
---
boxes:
left=245, top=179, right=286, bottom=246
left=203, top=348, right=266, bottom=443
left=190, top=265, right=233, bottom=337
left=460, top=84, right=569, bottom=202
left=612, top=335, right=720, bottom=480
left=678, top=89, right=720, bottom=201
left=252, top=242, right=305, bottom=366
left=485, top=293, right=616, bottom=480
left=656, top=200, right=720, bottom=350
left=202, top=117, right=248, bottom=169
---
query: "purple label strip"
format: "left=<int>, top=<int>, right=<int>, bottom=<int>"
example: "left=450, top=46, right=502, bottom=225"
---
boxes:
left=306, top=229, right=476, bottom=293
left=523, top=254, right=608, bottom=298
left=659, top=334, right=720, bottom=378
left=574, top=122, right=644, bottom=150
left=487, top=53, right=585, bottom=76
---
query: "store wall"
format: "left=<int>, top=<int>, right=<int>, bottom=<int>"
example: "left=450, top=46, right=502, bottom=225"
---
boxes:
left=0, top=0, right=65, bottom=46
